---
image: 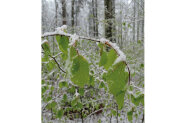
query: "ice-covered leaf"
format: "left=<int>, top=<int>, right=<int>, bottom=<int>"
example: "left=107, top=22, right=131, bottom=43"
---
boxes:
left=127, top=110, right=133, bottom=122
left=70, top=46, right=78, bottom=60
left=57, top=110, right=63, bottom=118
left=56, top=35, right=69, bottom=53
left=59, top=81, right=68, bottom=88
left=131, top=94, right=144, bottom=106
left=89, top=75, right=95, bottom=86
left=78, top=88, right=84, bottom=96
left=103, top=61, right=129, bottom=109
left=71, top=55, right=90, bottom=88
left=99, top=48, right=117, bottom=70
left=42, top=41, right=50, bottom=62
left=42, top=41, right=50, bottom=54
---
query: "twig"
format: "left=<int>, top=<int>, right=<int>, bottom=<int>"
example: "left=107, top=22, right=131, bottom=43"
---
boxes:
left=42, top=31, right=131, bottom=84
left=48, top=54, right=66, bottom=73
left=41, top=50, right=66, bottom=73
left=85, top=108, right=104, bottom=119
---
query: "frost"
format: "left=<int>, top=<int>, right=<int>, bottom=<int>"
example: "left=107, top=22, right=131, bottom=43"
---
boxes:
left=65, top=48, right=71, bottom=77
left=99, top=37, right=126, bottom=64
left=41, top=39, right=48, bottom=45
left=100, top=38, right=109, bottom=44
left=74, top=89, right=79, bottom=97
left=56, top=25, right=67, bottom=33
left=69, top=34, right=79, bottom=46
left=109, top=42, right=126, bottom=64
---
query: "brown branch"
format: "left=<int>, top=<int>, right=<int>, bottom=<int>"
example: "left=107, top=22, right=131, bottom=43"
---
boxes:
left=48, top=54, right=66, bottom=73
left=41, top=49, right=66, bottom=73
left=42, top=32, right=131, bottom=84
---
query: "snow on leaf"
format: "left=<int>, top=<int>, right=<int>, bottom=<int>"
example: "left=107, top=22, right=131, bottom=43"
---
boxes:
left=127, top=110, right=133, bottom=122
left=70, top=55, right=90, bottom=88
left=56, top=25, right=67, bottom=33
left=74, top=89, right=80, bottom=97
left=41, top=39, right=48, bottom=45
left=69, top=34, right=79, bottom=46
left=56, top=35, right=69, bottom=53
left=99, top=48, right=118, bottom=70
left=100, top=38, right=109, bottom=44
left=103, top=61, right=129, bottom=109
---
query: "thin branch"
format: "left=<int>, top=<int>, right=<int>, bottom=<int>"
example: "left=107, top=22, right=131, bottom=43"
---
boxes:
left=48, top=54, right=66, bottom=73
left=85, top=108, right=104, bottom=119
left=42, top=50, right=66, bottom=73
left=42, top=31, right=131, bottom=84
left=53, top=52, right=62, bottom=58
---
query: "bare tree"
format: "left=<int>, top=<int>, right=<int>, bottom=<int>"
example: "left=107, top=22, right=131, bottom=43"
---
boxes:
left=61, top=0, right=66, bottom=25
left=71, top=0, right=75, bottom=33
left=104, top=0, right=115, bottom=43
left=133, top=0, right=136, bottom=42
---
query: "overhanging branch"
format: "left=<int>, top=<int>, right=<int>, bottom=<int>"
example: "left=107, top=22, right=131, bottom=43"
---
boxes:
left=42, top=30, right=131, bottom=85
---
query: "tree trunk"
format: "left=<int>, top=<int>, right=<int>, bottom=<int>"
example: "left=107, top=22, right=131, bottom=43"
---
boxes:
left=54, top=0, right=58, bottom=28
left=92, top=0, right=95, bottom=37
left=61, top=0, right=66, bottom=25
left=104, top=0, right=113, bottom=42
left=111, top=0, right=116, bottom=42
left=71, top=0, right=75, bottom=33
left=133, top=0, right=136, bottom=42
left=95, top=0, right=98, bottom=37
left=137, top=0, right=140, bottom=42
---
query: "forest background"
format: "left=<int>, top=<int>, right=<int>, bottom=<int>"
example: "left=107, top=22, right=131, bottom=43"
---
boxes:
left=0, top=0, right=186, bottom=123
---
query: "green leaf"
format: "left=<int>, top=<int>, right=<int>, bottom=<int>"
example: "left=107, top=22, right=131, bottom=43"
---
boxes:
left=99, top=82, right=105, bottom=89
left=98, top=119, right=101, bottom=123
left=71, top=98, right=78, bottom=107
left=111, top=109, right=117, bottom=116
left=47, top=61, right=55, bottom=72
left=42, top=41, right=50, bottom=62
left=78, top=88, right=84, bottom=96
left=127, top=110, right=133, bottom=122
left=57, top=110, right=63, bottom=119
left=63, top=94, right=67, bottom=102
left=47, top=96, right=52, bottom=101
left=103, top=62, right=129, bottom=109
left=68, top=86, right=76, bottom=94
left=61, top=53, right=68, bottom=60
left=42, top=41, right=50, bottom=54
left=42, top=86, right=47, bottom=94
left=70, top=46, right=78, bottom=60
left=89, top=75, right=95, bottom=86
left=59, top=81, right=68, bottom=88
left=131, top=94, right=144, bottom=106
left=140, top=63, right=144, bottom=68
left=56, top=35, right=69, bottom=53
left=99, top=50, right=107, bottom=67
left=99, top=49, right=118, bottom=70
left=51, top=101, right=57, bottom=108
left=51, top=86, right=54, bottom=91
left=76, top=102, right=83, bottom=109
left=71, top=55, right=90, bottom=88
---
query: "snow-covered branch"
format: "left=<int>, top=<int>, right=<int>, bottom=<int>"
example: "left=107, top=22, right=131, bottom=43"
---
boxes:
left=42, top=25, right=131, bottom=84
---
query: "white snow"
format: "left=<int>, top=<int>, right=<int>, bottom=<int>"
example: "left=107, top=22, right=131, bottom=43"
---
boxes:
left=99, top=38, right=126, bottom=64
left=56, top=25, right=67, bottom=32
left=69, top=34, right=79, bottom=46
left=41, top=39, right=48, bottom=45
left=74, top=89, right=79, bottom=97
left=100, top=38, right=109, bottom=44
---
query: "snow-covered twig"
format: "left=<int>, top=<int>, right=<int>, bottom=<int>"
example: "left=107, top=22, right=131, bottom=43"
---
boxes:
left=85, top=108, right=104, bottom=119
left=42, top=51, right=66, bottom=73
left=41, top=26, right=131, bottom=84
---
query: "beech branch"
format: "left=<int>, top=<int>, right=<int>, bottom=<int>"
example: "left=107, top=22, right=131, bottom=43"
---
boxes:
left=48, top=54, right=66, bottom=73
left=42, top=31, right=131, bottom=84
left=41, top=50, right=66, bottom=73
